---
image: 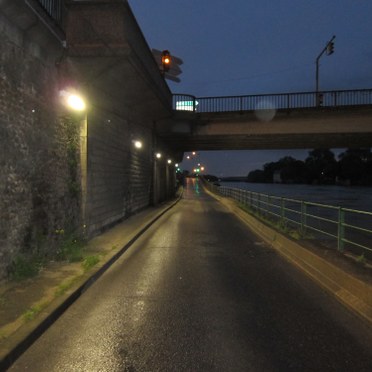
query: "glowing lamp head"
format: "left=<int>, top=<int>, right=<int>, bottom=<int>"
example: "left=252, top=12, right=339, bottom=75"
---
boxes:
left=156, top=152, right=162, bottom=159
left=60, top=90, right=86, bottom=111
left=67, top=94, right=86, bottom=111
left=134, top=140, right=142, bottom=149
left=167, top=159, right=172, bottom=164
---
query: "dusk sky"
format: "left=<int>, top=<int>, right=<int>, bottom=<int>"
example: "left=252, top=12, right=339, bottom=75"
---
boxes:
left=130, top=0, right=372, bottom=177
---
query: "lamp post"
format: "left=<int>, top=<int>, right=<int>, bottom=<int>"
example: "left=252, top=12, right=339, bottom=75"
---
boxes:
left=61, top=89, right=88, bottom=231
left=315, top=35, right=336, bottom=106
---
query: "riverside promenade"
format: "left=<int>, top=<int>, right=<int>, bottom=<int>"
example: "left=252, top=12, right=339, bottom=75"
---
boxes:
left=1, top=178, right=372, bottom=371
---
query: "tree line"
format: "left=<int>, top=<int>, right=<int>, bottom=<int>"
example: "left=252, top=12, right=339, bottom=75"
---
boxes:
left=247, top=148, right=372, bottom=186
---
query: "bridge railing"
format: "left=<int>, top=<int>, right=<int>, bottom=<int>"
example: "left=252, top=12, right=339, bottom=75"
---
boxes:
left=204, top=182, right=372, bottom=260
left=173, top=89, right=372, bottom=113
left=35, top=0, right=64, bottom=27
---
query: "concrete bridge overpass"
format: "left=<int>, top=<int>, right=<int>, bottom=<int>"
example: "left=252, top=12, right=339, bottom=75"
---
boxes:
left=159, top=90, right=372, bottom=152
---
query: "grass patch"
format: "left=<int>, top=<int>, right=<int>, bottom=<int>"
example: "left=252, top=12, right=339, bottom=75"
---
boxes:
left=54, top=277, right=79, bottom=297
left=356, top=253, right=367, bottom=265
left=10, top=255, right=43, bottom=281
left=82, top=255, right=100, bottom=272
left=289, top=230, right=302, bottom=240
left=0, top=295, right=6, bottom=307
left=57, top=235, right=85, bottom=263
left=238, top=203, right=316, bottom=241
left=23, top=302, right=48, bottom=322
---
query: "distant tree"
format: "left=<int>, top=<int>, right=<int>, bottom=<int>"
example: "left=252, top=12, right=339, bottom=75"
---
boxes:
left=338, top=148, right=372, bottom=185
left=305, top=149, right=337, bottom=184
left=280, top=158, right=306, bottom=183
left=247, top=169, right=265, bottom=183
left=260, top=157, right=306, bottom=184
left=204, top=174, right=219, bottom=182
left=263, top=161, right=281, bottom=183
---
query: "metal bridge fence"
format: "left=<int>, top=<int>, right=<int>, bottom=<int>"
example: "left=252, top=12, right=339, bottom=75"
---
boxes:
left=204, top=182, right=372, bottom=259
left=36, top=0, right=63, bottom=26
left=173, top=89, right=372, bottom=113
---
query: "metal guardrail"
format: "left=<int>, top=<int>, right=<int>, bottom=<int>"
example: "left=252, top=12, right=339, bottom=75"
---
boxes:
left=36, top=0, right=63, bottom=25
left=173, top=89, right=372, bottom=113
left=204, top=182, right=372, bottom=259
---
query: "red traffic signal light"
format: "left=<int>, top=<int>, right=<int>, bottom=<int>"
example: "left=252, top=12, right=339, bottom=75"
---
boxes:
left=161, top=50, right=172, bottom=72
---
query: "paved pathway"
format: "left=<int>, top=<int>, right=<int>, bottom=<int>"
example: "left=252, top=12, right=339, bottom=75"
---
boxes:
left=9, top=178, right=372, bottom=371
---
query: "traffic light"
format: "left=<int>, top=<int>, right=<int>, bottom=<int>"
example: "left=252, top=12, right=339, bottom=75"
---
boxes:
left=326, top=41, right=334, bottom=55
left=152, top=48, right=183, bottom=82
left=161, top=50, right=172, bottom=72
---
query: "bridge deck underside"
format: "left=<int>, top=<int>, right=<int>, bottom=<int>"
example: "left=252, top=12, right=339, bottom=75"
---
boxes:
left=159, top=132, right=372, bottom=152
left=160, top=106, right=372, bottom=151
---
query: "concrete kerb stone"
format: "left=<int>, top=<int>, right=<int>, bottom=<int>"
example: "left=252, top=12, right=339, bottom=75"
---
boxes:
left=204, top=186, right=372, bottom=327
left=0, top=191, right=183, bottom=371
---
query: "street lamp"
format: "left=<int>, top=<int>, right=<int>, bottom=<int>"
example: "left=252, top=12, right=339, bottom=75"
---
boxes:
left=60, top=90, right=86, bottom=111
left=133, top=140, right=142, bottom=149
left=67, top=94, right=86, bottom=111
left=60, top=89, right=88, bottom=230
left=315, top=35, right=336, bottom=106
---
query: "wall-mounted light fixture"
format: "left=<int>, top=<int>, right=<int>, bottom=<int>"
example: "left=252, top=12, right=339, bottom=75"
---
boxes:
left=60, top=89, right=86, bottom=111
left=133, top=140, right=143, bottom=149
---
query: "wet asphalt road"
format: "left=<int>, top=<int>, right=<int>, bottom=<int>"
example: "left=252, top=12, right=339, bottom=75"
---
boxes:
left=9, top=178, right=372, bottom=371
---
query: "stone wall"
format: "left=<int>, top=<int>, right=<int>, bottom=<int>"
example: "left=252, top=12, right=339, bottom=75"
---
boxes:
left=0, top=1, right=176, bottom=279
left=0, top=12, right=81, bottom=278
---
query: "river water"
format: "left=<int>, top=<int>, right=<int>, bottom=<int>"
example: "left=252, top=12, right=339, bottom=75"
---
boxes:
left=220, top=182, right=372, bottom=212
left=220, top=182, right=372, bottom=257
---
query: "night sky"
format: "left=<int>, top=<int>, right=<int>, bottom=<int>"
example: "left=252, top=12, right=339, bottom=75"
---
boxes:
left=129, top=0, right=372, bottom=176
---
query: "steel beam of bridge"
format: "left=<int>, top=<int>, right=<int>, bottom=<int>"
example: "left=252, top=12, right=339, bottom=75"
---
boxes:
left=158, top=89, right=372, bottom=152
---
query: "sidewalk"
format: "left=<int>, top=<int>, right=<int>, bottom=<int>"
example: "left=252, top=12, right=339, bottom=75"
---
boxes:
left=0, top=195, right=181, bottom=369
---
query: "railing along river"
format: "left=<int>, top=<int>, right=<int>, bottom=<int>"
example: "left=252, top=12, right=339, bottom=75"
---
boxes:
left=205, top=182, right=372, bottom=259
left=173, top=89, right=372, bottom=113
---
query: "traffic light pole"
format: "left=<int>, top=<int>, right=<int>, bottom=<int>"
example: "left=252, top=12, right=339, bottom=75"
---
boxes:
left=315, top=35, right=335, bottom=106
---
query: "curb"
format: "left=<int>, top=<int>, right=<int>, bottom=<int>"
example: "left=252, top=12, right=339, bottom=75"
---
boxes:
left=204, top=187, right=372, bottom=326
left=0, top=193, right=182, bottom=371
